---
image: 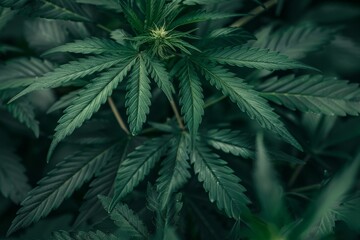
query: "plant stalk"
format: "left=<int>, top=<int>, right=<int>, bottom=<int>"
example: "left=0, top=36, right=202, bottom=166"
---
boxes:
left=170, top=99, right=185, bottom=129
left=230, top=0, right=278, bottom=27
left=108, top=97, right=130, bottom=135
left=291, top=184, right=321, bottom=193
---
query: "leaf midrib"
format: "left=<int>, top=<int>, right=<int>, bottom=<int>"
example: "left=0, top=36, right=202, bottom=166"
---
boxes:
left=194, top=147, right=240, bottom=218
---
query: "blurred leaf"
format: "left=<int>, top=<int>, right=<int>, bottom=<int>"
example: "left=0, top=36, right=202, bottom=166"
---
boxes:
left=0, top=148, right=31, bottom=204
left=254, top=23, right=337, bottom=59
left=0, top=7, right=17, bottom=31
left=254, top=133, right=289, bottom=227
left=289, top=153, right=360, bottom=239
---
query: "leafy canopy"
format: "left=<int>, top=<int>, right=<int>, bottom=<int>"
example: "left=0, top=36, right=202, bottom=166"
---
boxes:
left=0, top=0, right=360, bottom=239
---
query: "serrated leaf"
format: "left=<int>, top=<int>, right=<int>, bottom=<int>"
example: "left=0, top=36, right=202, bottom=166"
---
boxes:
left=257, top=74, right=360, bottom=116
left=125, top=55, right=152, bottom=135
left=204, top=129, right=253, bottom=159
left=76, top=0, right=121, bottom=12
left=178, top=60, right=204, bottom=141
left=203, top=128, right=303, bottom=164
left=146, top=185, right=183, bottom=238
left=144, top=0, right=166, bottom=28
left=47, top=90, right=80, bottom=114
left=110, top=136, right=172, bottom=211
left=74, top=142, right=129, bottom=227
left=100, top=196, right=149, bottom=239
left=7, top=143, right=120, bottom=236
left=119, top=1, right=143, bottom=34
left=43, top=37, right=129, bottom=56
left=156, top=133, right=191, bottom=210
left=0, top=149, right=30, bottom=204
left=11, top=54, right=125, bottom=101
left=144, top=54, right=174, bottom=101
left=52, top=230, right=120, bottom=240
left=204, top=46, right=315, bottom=71
left=289, top=153, right=360, bottom=239
left=24, top=18, right=69, bottom=53
left=254, top=24, right=337, bottom=59
left=0, top=57, right=54, bottom=90
left=191, top=143, right=250, bottom=219
left=48, top=57, right=136, bottom=160
left=204, top=27, right=256, bottom=47
left=169, top=11, right=242, bottom=29
left=33, top=0, right=91, bottom=22
left=6, top=101, right=40, bottom=137
left=198, top=63, right=302, bottom=151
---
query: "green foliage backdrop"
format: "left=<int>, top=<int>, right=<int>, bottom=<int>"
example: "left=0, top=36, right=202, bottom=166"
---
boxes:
left=0, top=0, right=359, bottom=239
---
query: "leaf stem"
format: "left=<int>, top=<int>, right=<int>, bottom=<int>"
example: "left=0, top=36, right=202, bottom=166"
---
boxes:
left=96, top=23, right=112, bottom=33
left=204, top=95, right=227, bottom=108
left=291, top=184, right=321, bottom=193
left=108, top=97, right=130, bottom=135
left=230, top=0, right=278, bottom=27
left=170, top=99, right=185, bottom=130
left=288, top=154, right=311, bottom=187
left=94, top=24, right=131, bottom=135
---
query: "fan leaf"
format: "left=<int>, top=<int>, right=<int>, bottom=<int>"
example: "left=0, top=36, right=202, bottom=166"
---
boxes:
left=254, top=24, right=337, bottom=59
left=11, top=54, right=126, bottom=102
left=178, top=60, right=204, bottom=142
left=198, top=63, right=302, bottom=151
left=257, top=74, right=360, bottom=116
left=156, top=133, right=191, bottom=210
left=52, top=230, right=119, bottom=240
left=191, top=143, right=250, bottom=219
left=203, top=46, right=315, bottom=71
left=7, top=143, right=120, bottom=236
left=203, top=128, right=253, bottom=159
left=100, top=196, right=149, bottom=239
left=0, top=57, right=54, bottom=90
left=0, top=148, right=31, bottom=204
left=125, top=55, right=152, bottom=135
left=6, top=101, right=40, bottom=137
left=289, top=153, right=360, bottom=239
left=144, top=54, right=175, bottom=101
left=43, top=37, right=130, bottom=56
left=33, top=0, right=91, bottom=22
left=170, top=11, right=242, bottom=29
left=110, top=136, right=172, bottom=211
left=48, top=57, right=136, bottom=160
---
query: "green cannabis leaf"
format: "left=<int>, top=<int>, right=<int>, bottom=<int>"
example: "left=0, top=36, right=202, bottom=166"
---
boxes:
left=0, top=0, right=359, bottom=239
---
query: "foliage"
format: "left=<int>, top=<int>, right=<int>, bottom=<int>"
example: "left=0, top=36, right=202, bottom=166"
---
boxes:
left=0, top=0, right=359, bottom=239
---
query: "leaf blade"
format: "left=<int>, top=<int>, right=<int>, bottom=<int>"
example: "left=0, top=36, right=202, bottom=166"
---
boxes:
left=191, top=143, right=250, bottom=219
left=7, top=143, right=120, bottom=236
left=198, top=63, right=302, bottom=151
left=110, top=136, right=172, bottom=211
left=125, top=55, right=152, bottom=135
left=48, top=57, right=136, bottom=159
left=257, top=74, right=360, bottom=116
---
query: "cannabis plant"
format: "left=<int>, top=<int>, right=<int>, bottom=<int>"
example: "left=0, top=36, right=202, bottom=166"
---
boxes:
left=0, top=0, right=359, bottom=239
